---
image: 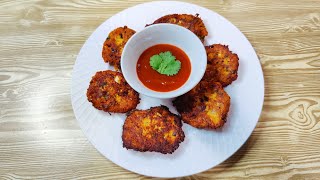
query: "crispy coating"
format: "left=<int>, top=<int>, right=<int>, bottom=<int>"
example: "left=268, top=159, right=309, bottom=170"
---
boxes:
left=122, top=106, right=185, bottom=154
left=102, top=26, right=136, bottom=70
left=203, top=44, right=239, bottom=87
left=173, top=81, right=230, bottom=129
left=147, top=14, right=208, bottom=43
left=86, top=70, right=139, bottom=113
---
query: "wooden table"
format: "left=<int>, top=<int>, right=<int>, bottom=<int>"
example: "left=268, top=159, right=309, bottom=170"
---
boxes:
left=1, top=0, right=319, bottom=179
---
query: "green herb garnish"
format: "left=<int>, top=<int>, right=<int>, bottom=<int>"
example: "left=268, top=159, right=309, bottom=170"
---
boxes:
left=150, top=51, right=181, bottom=76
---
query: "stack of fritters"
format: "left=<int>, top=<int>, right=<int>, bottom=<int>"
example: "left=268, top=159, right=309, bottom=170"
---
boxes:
left=86, top=13, right=240, bottom=154
left=173, top=44, right=239, bottom=129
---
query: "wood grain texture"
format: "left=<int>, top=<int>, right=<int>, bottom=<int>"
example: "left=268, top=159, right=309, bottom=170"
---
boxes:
left=1, top=0, right=320, bottom=179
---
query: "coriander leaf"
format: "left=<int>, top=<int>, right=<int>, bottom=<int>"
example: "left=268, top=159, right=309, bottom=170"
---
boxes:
left=160, top=51, right=175, bottom=62
left=150, top=55, right=162, bottom=69
left=162, top=60, right=181, bottom=76
left=149, top=51, right=181, bottom=76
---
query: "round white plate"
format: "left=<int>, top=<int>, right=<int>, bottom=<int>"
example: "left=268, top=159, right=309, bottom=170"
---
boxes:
left=71, top=1, right=264, bottom=178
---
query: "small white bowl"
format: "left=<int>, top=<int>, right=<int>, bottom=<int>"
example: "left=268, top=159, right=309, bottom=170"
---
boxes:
left=121, top=24, right=206, bottom=99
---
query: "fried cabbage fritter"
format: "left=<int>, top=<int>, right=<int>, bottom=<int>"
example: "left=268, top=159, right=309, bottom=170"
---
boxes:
left=203, top=44, right=239, bottom=87
left=102, top=26, right=136, bottom=70
left=147, top=14, right=208, bottom=43
left=173, top=81, right=230, bottom=129
left=86, top=70, right=139, bottom=113
left=122, top=106, right=185, bottom=154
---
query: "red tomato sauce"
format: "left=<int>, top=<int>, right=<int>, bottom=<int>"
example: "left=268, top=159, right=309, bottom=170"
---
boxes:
left=136, top=44, right=191, bottom=92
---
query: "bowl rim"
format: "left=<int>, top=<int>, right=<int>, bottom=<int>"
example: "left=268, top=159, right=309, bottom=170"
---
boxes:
left=121, top=23, right=207, bottom=99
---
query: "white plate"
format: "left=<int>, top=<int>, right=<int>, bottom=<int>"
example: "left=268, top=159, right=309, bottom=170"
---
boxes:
left=71, top=1, right=264, bottom=178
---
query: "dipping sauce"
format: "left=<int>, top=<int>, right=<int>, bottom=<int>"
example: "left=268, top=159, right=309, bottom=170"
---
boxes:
left=137, top=44, right=191, bottom=92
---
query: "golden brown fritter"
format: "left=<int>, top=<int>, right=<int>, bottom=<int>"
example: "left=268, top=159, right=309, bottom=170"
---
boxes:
left=173, top=81, right=230, bottom=129
left=86, top=70, right=139, bottom=113
left=102, top=26, right=136, bottom=70
left=122, top=106, right=185, bottom=154
left=203, top=44, right=239, bottom=87
left=147, top=14, right=208, bottom=43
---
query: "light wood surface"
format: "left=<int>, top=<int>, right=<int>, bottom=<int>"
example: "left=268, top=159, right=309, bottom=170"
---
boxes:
left=1, top=0, right=320, bottom=179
